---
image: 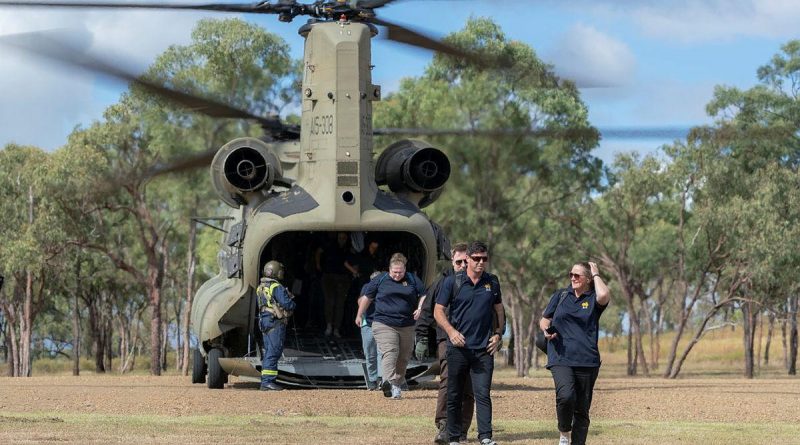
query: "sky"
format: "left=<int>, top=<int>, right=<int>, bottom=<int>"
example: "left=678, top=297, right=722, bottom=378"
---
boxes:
left=1, top=0, right=799, bottom=164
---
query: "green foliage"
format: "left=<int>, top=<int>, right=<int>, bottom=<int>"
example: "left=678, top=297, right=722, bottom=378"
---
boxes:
left=374, top=18, right=603, bottom=375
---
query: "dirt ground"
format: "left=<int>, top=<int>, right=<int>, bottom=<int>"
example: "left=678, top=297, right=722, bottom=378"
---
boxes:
left=1, top=372, right=799, bottom=424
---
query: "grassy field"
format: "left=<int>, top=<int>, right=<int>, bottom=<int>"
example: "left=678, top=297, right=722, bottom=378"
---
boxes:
left=2, top=328, right=798, bottom=444
left=2, top=412, right=799, bottom=444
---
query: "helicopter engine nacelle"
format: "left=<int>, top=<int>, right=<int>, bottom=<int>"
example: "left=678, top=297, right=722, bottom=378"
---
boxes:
left=375, top=139, right=451, bottom=208
left=211, top=137, right=283, bottom=208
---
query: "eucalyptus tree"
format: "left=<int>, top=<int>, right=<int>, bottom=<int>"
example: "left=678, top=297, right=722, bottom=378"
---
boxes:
left=0, top=144, right=69, bottom=376
left=696, top=39, right=800, bottom=376
left=374, top=18, right=601, bottom=376
left=65, top=18, right=299, bottom=375
left=565, top=153, right=675, bottom=376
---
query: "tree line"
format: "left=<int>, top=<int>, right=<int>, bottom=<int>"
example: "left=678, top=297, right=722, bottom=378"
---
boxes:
left=1, top=18, right=797, bottom=379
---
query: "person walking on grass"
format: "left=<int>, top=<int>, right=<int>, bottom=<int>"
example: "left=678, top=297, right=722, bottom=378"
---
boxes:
left=355, top=252, right=426, bottom=399
left=415, top=242, right=475, bottom=444
left=539, top=261, right=610, bottom=445
left=434, top=241, right=504, bottom=445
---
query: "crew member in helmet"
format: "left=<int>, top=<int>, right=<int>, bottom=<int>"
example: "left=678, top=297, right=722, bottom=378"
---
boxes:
left=257, top=260, right=296, bottom=391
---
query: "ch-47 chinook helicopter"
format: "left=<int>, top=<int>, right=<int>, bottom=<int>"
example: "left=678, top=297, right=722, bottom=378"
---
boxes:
left=1, top=0, right=640, bottom=389
left=0, top=0, right=518, bottom=389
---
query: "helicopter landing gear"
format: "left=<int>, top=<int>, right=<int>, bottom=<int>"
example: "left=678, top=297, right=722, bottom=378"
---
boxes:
left=191, top=348, right=207, bottom=384
left=207, top=348, right=228, bottom=389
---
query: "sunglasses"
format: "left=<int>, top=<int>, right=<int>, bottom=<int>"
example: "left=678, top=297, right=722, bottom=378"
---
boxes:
left=568, top=272, right=586, bottom=280
left=470, top=255, right=489, bottom=263
left=454, top=259, right=467, bottom=266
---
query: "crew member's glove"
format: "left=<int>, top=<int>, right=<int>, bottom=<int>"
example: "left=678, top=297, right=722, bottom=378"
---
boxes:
left=415, top=338, right=429, bottom=359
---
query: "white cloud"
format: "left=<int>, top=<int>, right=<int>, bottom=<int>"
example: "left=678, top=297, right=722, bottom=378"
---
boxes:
left=578, top=0, right=800, bottom=42
left=0, top=7, right=216, bottom=150
left=585, top=80, right=716, bottom=127
left=545, top=23, right=636, bottom=88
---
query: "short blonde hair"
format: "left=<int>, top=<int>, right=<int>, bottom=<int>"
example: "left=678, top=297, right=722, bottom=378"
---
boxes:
left=389, top=252, right=407, bottom=268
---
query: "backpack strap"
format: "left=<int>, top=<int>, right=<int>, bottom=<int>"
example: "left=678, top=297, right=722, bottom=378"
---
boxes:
left=551, top=289, right=569, bottom=316
left=450, top=270, right=466, bottom=304
left=376, top=271, right=389, bottom=286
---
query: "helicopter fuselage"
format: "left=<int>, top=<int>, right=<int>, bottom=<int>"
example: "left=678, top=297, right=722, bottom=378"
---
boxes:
left=190, top=20, right=449, bottom=388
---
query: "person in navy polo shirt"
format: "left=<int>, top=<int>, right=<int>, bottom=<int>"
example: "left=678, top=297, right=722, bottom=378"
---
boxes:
left=539, top=261, right=610, bottom=445
left=355, top=252, right=425, bottom=399
left=434, top=241, right=505, bottom=445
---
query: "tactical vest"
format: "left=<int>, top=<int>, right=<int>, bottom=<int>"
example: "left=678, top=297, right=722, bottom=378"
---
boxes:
left=256, top=279, right=292, bottom=319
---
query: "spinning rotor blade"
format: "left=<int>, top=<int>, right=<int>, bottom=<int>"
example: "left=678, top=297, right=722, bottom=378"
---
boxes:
left=370, top=16, right=498, bottom=69
left=0, top=29, right=286, bottom=132
left=0, top=0, right=282, bottom=14
left=357, top=0, right=398, bottom=9
left=373, top=126, right=694, bottom=141
left=146, top=148, right=219, bottom=177
left=372, top=127, right=601, bottom=140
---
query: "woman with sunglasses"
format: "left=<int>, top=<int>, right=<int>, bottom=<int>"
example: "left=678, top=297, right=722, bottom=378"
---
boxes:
left=539, top=261, right=610, bottom=445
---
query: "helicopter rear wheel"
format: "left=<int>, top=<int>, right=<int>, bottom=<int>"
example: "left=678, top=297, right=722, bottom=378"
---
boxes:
left=191, top=348, right=207, bottom=384
left=207, top=348, right=228, bottom=389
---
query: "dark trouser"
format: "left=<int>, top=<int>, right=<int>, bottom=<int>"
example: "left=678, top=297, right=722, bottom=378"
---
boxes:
left=322, top=273, right=350, bottom=330
left=436, top=340, right=474, bottom=434
left=260, top=314, right=287, bottom=385
left=550, top=366, right=600, bottom=445
left=446, top=346, right=493, bottom=442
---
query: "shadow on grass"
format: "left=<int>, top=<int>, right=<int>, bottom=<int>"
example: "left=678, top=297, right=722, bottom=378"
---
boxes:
left=492, top=382, right=552, bottom=392
left=494, top=429, right=559, bottom=442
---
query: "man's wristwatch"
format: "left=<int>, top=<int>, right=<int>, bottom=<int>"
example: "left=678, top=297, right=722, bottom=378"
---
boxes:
left=592, top=273, right=601, bottom=279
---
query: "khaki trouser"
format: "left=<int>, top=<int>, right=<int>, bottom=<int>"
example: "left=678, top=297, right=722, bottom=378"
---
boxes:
left=372, top=321, right=414, bottom=386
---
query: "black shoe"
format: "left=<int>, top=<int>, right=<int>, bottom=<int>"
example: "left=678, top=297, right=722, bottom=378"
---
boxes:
left=260, top=382, right=284, bottom=391
left=381, top=380, right=392, bottom=397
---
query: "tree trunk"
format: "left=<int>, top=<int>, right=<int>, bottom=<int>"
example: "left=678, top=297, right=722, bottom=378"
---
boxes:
left=626, top=327, right=635, bottom=375
left=72, top=260, right=81, bottom=376
left=2, top=305, right=20, bottom=377
left=510, top=296, right=525, bottom=376
left=20, top=270, right=34, bottom=377
left=117, top=313, right=129, bottom=373
left=668, top=298, right=733, bottom=379
left=756, top=309, right=763, bottom=370
left=742, top=301, right=756, bottom=379
left=789, top=295, right=798, bottom=375
left=161, top=319, right=169, bottom=372
left=174, top=298, right=182, bottom=371
left=764, top=312, right=775, bottom=365
left=87, top=297, right=106, bottom=373
left=781, top=312, right=788, bottom=369
left=104, top=302, right=114, bottom=372
left=182, top=216, right=197, bottom=376
left=523, top=310, right=539, bottom=375
left=506, top=329, right=515, bottom=367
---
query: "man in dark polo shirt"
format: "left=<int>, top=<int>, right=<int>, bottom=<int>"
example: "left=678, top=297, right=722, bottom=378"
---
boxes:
left=434, top=241, right=505, bottom=445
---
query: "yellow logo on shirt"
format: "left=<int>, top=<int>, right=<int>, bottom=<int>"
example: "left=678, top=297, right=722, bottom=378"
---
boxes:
left=581, top=301, right=589, bottom=309
left=484, top=283, right=491, bottom=290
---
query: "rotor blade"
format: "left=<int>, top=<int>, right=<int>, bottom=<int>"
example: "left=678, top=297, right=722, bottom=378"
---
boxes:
left=372, top=126, right=694, bottom=140
left=372, top=127, right=601, bottom=139
left=0, top=29, right=284, bottom=129
left=357, top=0, right=397, bottom=8
left=0, top=0, right=278, bottom=14
left=146, top=147, right=218, bottom=178
left=370, top=16, right=497, bottom=68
